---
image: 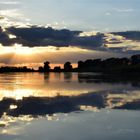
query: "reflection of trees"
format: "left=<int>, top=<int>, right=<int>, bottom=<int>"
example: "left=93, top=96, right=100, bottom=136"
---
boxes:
left=64, top=72, right=72, bottom=82
left=44, top=73, right=50, bottom=82
left=54, top=73, right=61, bottom=80
left=43, top=73, right=73, bottom=83
left=78, top=73, right=140, bottom=88
left=131, top=82, right=140, bottom=88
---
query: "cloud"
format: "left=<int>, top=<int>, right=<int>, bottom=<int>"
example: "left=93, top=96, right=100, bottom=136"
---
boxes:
left=111, top=31, right=140, bottom=41
left=105, top=32, right=140, bottom=53
left=104, top=8, right=134, bottom=17
left=0, top=1, right=20, bottom=5
left=0, top=26, right=104, bottom=50
left=0, top=9, right=24, bottom=20
left=1, top=25, right=140, bottom=64
left=114, top=8, right=134, bottom=13
left=105, top=12, right=111, bottom=16
left=0, top=45, right=124, bottom=65
left=79, top=31, right=99, bottom=37
left=0, top=9, right=31, bottom=28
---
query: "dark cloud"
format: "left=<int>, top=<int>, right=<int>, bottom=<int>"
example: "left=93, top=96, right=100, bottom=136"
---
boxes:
left=111, top=31, right=140, bottom=41
left=0, top=26, right=104, bottom=49
left=1, top=26, right=140, bottom=54
left=0, top=27, right=11, bottom=45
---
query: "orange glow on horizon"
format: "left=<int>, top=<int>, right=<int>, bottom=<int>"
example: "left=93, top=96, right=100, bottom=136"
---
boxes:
left=0, top=63, right=77, bottom=70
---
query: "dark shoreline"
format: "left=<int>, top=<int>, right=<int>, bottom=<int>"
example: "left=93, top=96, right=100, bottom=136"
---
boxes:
left=1, top=54, right=140, bottom=74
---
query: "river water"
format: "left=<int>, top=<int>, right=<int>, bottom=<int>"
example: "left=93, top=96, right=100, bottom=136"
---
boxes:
left=0, top=72, right=140, bottom=140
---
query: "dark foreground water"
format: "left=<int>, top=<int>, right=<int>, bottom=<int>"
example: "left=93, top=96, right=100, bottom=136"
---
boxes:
left=0, top=72, right=140, bottom=140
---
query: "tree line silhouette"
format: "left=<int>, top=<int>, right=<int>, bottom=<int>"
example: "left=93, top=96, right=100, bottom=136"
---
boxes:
left=39, top=54, right=140, bottom=74
left=0, top=66, right=34, bottom=73
left=1, top=54, right=140, bottom=74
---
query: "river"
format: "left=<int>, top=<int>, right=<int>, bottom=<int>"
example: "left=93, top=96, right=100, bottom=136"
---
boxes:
left=0, top=72, right=140, bottom=140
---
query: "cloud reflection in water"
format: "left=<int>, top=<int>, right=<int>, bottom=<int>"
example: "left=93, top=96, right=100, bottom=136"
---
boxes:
left=0, top=72, right=140, bottom=137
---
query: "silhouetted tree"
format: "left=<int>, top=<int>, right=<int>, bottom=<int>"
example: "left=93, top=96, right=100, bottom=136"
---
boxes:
left=44, top=61, right=50, bottom=72
left=0, top=66, right=34, bottom=72
left=131, top=54, right=140, bottom=64
left=54, top=66, right=61, bottom=72
left=92, top=59, right=101, bottom=66
left=64, top=62, right=72, bottom=72
left=38, top=66, right=44, bottom=72
left=78, top=61, right=84, bottom=70
left=85, top=59, right=93, bottom=66
left=119, top=58, right=130, bottom=65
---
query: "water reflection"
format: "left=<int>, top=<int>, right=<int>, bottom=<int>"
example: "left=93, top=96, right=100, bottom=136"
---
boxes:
left=0, top=90, right=140, bottom=118
left=0, top=72, right=140, bottom=119
left=0, top=72, right=127, bottom=99
left=78, top=72, right=140, bottom=85
left=1, top=72, right=140, bottom=139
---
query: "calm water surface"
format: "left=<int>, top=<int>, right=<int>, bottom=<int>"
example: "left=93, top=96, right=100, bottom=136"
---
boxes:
left=0, top=72, right=140, bottom=140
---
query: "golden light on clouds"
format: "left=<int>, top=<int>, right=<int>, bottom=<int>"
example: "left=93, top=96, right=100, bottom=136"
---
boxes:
left=0, top=44, right=124, bottom=68
left=0, top=45, right=89, bottom=55
left=0, top=44, right=37, bottom=55
left=79, top=31, right=99, bottom=37
left=105, top=33, right=125, bottom=43
left=13, top=44, right=34, bottom=55
left=8, top=34, right=16, bottom=39
left=105, top=33, right=140, bottom=51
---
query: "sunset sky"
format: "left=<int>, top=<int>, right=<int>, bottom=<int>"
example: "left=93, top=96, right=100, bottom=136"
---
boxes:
left=0, top=0, right=140, bottom=68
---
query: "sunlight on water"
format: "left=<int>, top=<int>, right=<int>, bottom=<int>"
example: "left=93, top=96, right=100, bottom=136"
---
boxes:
left=0, top=72, right=140, bottom=108
left=0, top=89, right=37, bottom=100
left=0, top=72, right=120, bottom=99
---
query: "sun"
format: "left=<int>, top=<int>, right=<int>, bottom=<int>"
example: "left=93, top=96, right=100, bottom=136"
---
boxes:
left=13, top=43, right=34, bottom=55
left=0, top=44, right=34, bottom=55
